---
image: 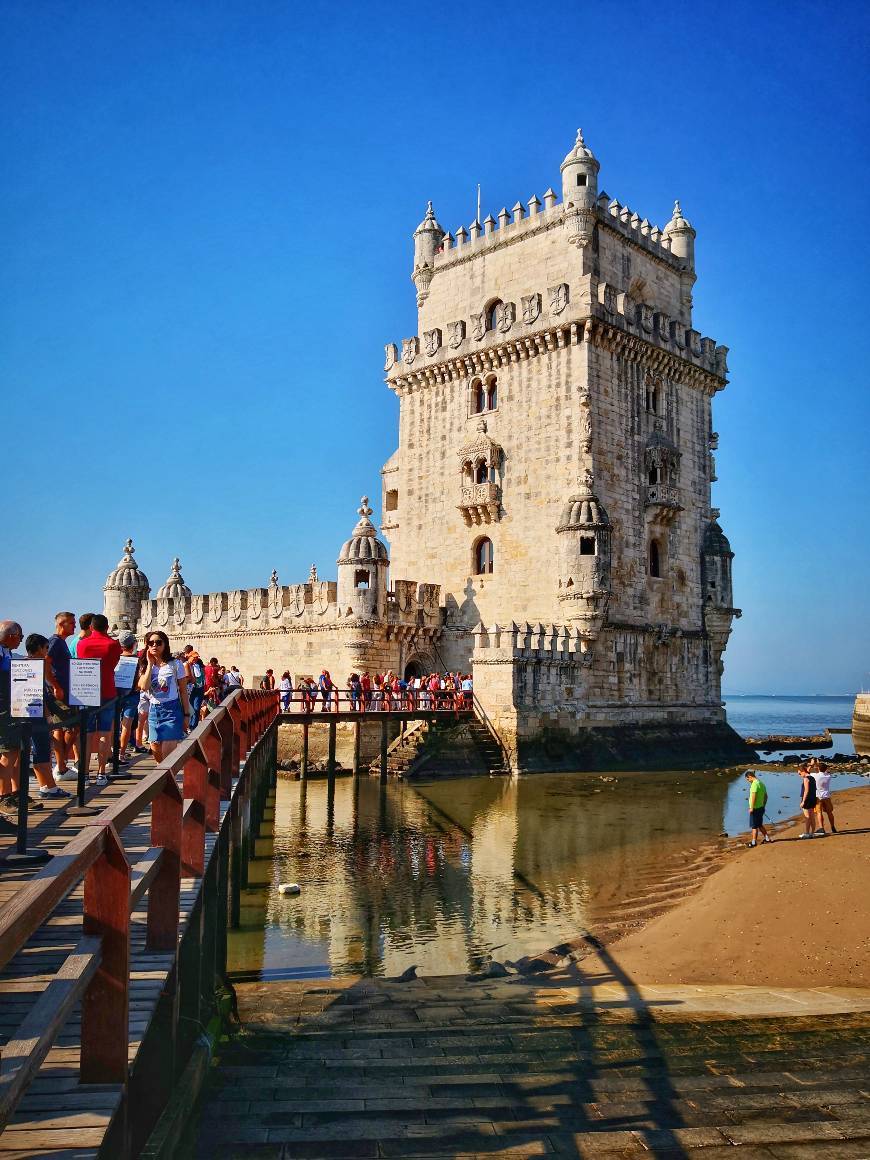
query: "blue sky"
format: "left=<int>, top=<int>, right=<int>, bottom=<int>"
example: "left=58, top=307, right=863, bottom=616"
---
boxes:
left=1, top=0, right=868, bottom=694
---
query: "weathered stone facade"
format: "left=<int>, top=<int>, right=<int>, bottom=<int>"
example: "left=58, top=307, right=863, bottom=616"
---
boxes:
left=103, top=129, right=745, bottom=770
left=382, top=130, right=743, bottom=765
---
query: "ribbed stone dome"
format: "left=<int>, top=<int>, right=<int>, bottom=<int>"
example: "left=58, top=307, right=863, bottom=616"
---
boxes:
left=663, top=199, right=694, bottom=235
left=560, top=128, right=597, bottom=170
left=337, top=498, right=388, bottom=565
left=557, top=471, right=611, bottom=531
left=104, top=539, right=150, bottom=592
left=414, top=201, right=443, bottom=237
left=702, top=520, right=733, bottom=557
left=156, top=558, right=191, bottom=600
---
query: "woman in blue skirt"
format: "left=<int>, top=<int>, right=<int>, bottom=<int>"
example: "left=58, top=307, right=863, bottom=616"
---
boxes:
left=136, top=630, right=191, bottom=761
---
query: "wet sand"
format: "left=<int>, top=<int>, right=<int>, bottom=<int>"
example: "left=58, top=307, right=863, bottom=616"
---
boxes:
left=604, top=785, right=870, bottom=988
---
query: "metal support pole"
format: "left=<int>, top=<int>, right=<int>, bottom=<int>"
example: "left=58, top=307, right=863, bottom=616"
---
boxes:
left=327, top=720, right=337, bottom=779
left=300, top=721, right=309, bottom=781
left=67, top=708, right=99, bottom=817
left=380, top=718, right=388, bottom=784
left=1, top=723, right=51, bottom=869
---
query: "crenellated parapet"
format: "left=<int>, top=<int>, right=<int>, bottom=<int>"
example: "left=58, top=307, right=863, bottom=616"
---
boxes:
left=472, top=621, right=593, bottom=663
left=386, top=284, right=728, bottom=391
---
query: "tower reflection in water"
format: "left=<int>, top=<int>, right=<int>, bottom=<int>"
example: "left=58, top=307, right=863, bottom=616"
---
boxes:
left=229, top=768, right=734, bottom=980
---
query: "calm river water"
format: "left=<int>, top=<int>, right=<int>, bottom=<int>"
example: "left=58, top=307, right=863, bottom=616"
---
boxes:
left=229, top=694, right=866, bottom=981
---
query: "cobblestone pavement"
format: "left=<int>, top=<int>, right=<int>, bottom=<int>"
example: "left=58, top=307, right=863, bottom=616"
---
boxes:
left=185, top=973, right=870, bottom=1159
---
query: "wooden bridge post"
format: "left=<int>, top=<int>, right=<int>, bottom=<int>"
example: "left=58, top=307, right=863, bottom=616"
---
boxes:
left=81, top=824, right=131, bottom=1085
left=327, top=720, right=337, bottom=778
left=181, top=747, right=208, bottom=878
left=353, top=720, right=361, bottom=777
left=380, top=718, right=389, bottom=784
left=301, top=722, right=309, bottom=780
left=228, top=795, right=242, bottom=929
left=147, top=771, right=182, bottom=952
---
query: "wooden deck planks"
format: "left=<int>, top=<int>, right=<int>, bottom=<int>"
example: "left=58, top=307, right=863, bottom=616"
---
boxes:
left=0, top=753, right=228, bottom=1159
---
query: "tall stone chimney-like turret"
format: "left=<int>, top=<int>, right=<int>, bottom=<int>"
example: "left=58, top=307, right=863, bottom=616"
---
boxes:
left=561, top=129, right=599, bottom=248
left=412, top=201, right=444, bottom=307
left=336, top=497, right=389, bottom=621
left=663, top=200, right=696, bottom=318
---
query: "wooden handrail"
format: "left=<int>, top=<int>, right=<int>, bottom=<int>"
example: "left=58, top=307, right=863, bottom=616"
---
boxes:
left=0, top=935, right=102, bottom=1126
left=0, top=687, right=280, bottom=1132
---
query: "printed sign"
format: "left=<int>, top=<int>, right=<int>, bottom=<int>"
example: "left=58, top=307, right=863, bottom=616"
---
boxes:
left=114, top=655, right=138, bottom=690
left=69, top=659, right=102, bottom=708
left=10, top=659, right=44, bottom=719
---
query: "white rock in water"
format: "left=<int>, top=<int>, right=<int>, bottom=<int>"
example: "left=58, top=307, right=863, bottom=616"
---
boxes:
left=278, top=883, right=301, bottom=895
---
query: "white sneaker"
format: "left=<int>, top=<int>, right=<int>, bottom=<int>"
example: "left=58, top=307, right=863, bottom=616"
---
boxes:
left=93, top=774, right=109, bottom=787
left=60, top=766, right=79, bottom=781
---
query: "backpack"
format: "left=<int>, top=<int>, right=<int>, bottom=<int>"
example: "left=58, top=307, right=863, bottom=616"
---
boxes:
left=192, top=661, right=205, bottom=690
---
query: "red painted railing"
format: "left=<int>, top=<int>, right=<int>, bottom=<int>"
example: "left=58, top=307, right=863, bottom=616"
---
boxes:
left=0, top=688, right=279, bottom=1130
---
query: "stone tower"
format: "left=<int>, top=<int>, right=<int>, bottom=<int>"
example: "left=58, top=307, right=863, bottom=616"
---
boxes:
left=336, top=498, right=389, bottom=622
left=381, top=128, right=744, bottom=766
left=103, top=539, right=150, bottom=631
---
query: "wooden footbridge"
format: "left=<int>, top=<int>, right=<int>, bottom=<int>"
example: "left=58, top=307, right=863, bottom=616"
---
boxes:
left=0, top=689, right=279, bottom=1159
left=0, top=692, right=504, bottom=1158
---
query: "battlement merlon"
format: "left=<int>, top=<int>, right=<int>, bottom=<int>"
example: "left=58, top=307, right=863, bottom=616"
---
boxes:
left=472, top=622, right=595, bottom=662
left=136, top=578, right=441, bottom=637
left=383, top=276, right=728, bottom=392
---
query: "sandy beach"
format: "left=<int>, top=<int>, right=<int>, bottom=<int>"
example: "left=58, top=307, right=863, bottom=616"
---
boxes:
left=603, top=785, right=870, bottom=989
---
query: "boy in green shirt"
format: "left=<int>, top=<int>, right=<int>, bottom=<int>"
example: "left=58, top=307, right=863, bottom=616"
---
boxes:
left=745, top=770, right=772, bottom=847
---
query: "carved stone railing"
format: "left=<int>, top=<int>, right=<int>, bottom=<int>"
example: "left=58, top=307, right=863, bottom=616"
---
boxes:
left=645, top=483, right=682, bottom=525
left=459, top=482, right=501, bottom=525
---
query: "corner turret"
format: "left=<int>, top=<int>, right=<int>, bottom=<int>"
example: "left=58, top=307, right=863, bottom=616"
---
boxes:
left=412, top=201, right=444, bottom=307
left=156, top=558, right=191, bottom=602
left=103, top=538, right=150, bottom=631
left=337, top=497, right=389, bottom=621
left=561, top=129, right=599, bottom=248
left=555, top=470, right=612, bottom=637
left=663, top=200, right=696, bottom=316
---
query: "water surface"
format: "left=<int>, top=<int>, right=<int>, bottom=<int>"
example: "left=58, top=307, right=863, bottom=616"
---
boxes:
left=229, top=764, right=867, bottom=981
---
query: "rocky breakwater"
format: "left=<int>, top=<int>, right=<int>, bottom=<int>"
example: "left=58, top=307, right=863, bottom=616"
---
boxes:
left=853, top=693, right=870, bottom=756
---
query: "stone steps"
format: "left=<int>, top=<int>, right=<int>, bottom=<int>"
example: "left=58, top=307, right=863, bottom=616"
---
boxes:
left=186, top=979, right=870, bottom=1158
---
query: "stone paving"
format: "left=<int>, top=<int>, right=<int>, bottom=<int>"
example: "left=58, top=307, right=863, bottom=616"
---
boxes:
left=185, top=972, right=870, bottom=1159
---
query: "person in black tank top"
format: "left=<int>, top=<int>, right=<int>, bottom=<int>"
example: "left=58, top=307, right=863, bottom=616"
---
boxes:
left=799, top=763, right=820, bottom=838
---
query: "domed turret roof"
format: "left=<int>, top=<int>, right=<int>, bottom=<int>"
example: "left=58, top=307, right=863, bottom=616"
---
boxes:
left=663, top=199, right=694, bottom=235
left=560, top=128, right=598, bottom=171
left=414, top=201, right=444, bottom=237
left=459, top=418, right=502, bottom=465
left=557, top=470, right=611, bottom=531
left=702, top=520, right=733, bottom=557
left=104, top=539, right=150, bottom=592
left=338, top=498, right=388, bottom=565
left=156, top=557, right=191, bottom=601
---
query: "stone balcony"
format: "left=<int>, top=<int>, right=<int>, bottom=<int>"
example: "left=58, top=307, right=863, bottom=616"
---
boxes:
left=459, top=482, right=502, bottom=525
left=645, top=483, right=683, bottom=525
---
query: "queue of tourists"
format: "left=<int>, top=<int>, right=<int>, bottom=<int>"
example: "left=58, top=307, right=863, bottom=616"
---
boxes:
left=1, top=609, right=473, bottom=818
left=271, top=669, right=474, bottom=714
left=744, top=757, right=837, bottom=848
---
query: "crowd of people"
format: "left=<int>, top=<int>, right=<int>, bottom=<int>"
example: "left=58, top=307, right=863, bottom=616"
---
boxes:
left=1, top=607, right=475, bottom=819
left=267, top=669, right=474, bottom=714
left=744, top=757, right=837, bottom=847
left=0, top=611, right=254, bottom=818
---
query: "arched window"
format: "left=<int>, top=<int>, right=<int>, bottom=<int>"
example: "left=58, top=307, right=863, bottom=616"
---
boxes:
left=485, top=299, right=503, bottom=332
left=648, top=465, right=659, bottom=486
left=646, top=385, right=658, bottom=414
left=472, top=380, right=486, bottom=414
left=474, top=537, right=494, bottom=575
left=354, top=569, right=370, bottom=589
left=648, top=539, right=661, bottom=578
left=475, top=460, right=489, bottom=485
left=486, top=379, right=498, bottom=409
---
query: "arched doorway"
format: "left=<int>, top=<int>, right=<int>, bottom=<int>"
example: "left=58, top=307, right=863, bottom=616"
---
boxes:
left=404, top=653, right=434, bottom=679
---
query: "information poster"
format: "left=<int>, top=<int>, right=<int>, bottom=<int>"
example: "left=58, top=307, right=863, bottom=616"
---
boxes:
left=69, top=659, right=102, bottom=708
left=11, top=659, right=44, bottom=719
left=114, top=655, right=138, bottom=690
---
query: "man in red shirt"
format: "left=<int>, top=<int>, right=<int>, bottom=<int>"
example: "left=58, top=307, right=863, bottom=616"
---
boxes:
left=77, top=614, right=122, bottom=785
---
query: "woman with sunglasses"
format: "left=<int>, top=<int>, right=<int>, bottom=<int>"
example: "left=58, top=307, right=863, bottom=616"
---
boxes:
left=136, top=630, right=191, bottom=761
